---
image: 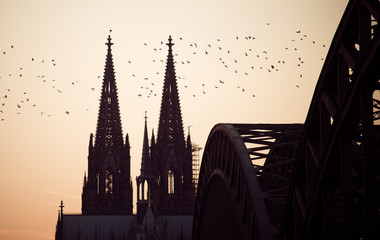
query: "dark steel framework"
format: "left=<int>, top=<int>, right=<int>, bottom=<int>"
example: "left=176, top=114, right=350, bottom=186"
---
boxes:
left=193, top=0, right=380, bottom=239
left=281, top=0, right=380, bottom=238
left=192, top=124, right=304, bottom=239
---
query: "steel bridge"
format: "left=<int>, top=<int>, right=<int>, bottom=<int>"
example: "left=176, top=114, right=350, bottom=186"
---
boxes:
left=192, top=0, right=380, bottom=239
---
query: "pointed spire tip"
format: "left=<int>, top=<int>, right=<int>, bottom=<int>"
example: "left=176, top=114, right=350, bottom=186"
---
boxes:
left=106, top=34, right=113, bottom=49
left=167, top=35, right=174, bottom=50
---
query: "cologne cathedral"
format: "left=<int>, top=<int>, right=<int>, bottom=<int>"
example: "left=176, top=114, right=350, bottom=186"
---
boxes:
left=55, top=35, right=194, bottom=240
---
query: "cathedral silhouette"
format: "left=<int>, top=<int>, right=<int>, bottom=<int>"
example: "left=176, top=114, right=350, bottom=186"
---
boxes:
left=55, top=35, right=194, bottom=240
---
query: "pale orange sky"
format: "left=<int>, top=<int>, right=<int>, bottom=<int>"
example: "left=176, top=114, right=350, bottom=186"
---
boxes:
left=0, top=0, right=348, bottom=239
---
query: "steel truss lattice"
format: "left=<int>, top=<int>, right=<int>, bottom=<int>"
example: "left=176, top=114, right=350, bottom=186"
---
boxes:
left=192, top=124, right=303, bottom=240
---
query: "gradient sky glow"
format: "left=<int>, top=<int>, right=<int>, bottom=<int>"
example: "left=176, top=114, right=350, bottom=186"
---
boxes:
left=0, top=1, right=348, bottom=239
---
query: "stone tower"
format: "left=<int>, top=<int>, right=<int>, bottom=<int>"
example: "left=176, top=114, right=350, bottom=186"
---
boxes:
left=149, top=36, right=194, bottom=215
left=82, top=35, right=133, bottom=215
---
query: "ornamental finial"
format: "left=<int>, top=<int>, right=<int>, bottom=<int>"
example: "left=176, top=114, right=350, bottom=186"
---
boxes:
left=167, top=35, right=174, bottom=51
left=106, top=33, right=113, bottom=49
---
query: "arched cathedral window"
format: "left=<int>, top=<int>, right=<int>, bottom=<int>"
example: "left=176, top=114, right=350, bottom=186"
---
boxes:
left=144, top=180, right=148, bottom=200
left=105, top=169, right=113, bottom=194
left=168, top=170, right=174, bottom=194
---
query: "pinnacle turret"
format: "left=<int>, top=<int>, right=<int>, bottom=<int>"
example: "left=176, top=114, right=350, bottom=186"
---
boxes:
left=140, top=111, right=151, bottom=177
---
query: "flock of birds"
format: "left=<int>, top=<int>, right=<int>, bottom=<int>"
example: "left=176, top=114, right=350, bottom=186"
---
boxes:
left=132, top=28, right=327, bottom=99
left=0, top=28, right=328, bottom=123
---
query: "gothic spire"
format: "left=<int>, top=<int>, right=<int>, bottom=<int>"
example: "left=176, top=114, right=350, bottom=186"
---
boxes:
left=94, top=34, right=123, bottom=150
left=157, top=36, right=185, bottom=149
left=140, top=111, right=151, bottom=176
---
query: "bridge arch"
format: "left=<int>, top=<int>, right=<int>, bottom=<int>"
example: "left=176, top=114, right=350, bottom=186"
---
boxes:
left=193, top=124, right=303, bottom=240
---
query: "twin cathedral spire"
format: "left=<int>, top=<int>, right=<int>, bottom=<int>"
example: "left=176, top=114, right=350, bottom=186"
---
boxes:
left=82, top=35, right=132, bottom=215
left=82, top=34, right=194, bottom=216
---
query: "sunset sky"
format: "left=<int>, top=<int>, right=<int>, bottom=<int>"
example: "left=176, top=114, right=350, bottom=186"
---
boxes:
left=0, top=0, right=348, bottom=239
